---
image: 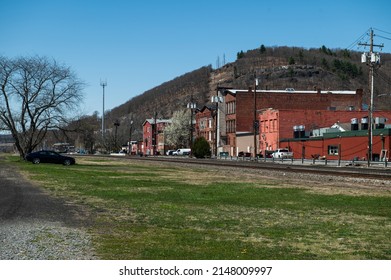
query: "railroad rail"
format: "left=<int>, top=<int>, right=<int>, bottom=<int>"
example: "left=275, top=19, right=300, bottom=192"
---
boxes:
left=124, top=156, right=391, bottom=181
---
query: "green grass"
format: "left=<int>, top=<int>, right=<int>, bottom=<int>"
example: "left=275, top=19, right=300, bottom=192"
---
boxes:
left=6, top=155, right=391, bottom=260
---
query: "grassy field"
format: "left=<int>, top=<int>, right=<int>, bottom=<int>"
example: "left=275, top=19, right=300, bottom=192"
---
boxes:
left=8, top=156, right=391, bottom=260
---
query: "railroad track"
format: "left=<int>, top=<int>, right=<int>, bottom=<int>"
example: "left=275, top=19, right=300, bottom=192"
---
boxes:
left=126, top=156, right=391, bottom=181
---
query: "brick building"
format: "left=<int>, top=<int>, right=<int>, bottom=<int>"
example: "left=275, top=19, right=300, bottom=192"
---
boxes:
left=142, top=118, right=171, bottom=155
left=195, top=105, right=216, bottom=153
left=259, top=108, right=391, bottom=160
left=258, top=109, right=391, bottom=151
left=283, top=128, right=391, bottom=161
left=220, top=88, right=364, bottom=156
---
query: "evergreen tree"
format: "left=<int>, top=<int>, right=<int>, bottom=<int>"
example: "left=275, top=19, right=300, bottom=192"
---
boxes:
left=260, top=44, right=266, bottom=54
left=237, top=50, right=245, bottom=59
left=192, top=137, right=211, bottom=158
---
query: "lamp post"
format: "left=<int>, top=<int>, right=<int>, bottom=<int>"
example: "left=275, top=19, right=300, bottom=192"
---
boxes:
left=100, top=80, right=107, bottom=145
left=211, top=94, right=223, bottom=157
left=114, top=119, right=120, bottom=152
left=187, top=97, right=197, bottom=148
left=128, top=120, right=133, bottom=155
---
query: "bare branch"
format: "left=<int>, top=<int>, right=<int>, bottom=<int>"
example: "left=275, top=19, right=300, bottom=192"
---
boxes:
left=0, top=56, right=85, bottom=157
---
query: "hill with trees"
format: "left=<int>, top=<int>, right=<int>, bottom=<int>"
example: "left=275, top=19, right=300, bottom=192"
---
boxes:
left=71, top=45, right=391, bottom=151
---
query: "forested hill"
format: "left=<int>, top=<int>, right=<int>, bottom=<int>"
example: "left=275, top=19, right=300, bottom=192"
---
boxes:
left=102, top=45, right=391, bottom=139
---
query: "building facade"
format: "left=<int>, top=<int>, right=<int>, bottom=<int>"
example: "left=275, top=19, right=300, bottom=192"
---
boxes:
left=283, top=128, right=391, bottom=161
left=142, top=118, right=171, bottom=155
left=219, top=88, right=364, bottom=156
left=258, top=109, right=391, bottom=152
left=195, top=105, right=216, bottom=153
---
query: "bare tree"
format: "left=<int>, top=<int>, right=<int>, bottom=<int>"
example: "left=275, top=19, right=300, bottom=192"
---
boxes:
left=0, top=56, right=84, bottom=158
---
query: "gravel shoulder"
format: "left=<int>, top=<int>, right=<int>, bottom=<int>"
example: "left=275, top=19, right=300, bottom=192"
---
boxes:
left=0, top=156, right=96, bottom=260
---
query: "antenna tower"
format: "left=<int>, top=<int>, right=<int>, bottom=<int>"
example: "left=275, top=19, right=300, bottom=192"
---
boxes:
left=100, top=80, right=107, bottom=144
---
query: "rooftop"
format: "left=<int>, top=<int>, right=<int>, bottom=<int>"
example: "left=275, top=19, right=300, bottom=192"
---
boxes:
left=223, top=89, right=357, bottom=95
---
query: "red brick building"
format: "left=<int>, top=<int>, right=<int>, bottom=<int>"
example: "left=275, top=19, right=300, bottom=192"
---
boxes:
left=220, top=88, right=364, bottom=156
left=195, top=105, right=216, bottom=153
left=258, top=109, right=391, bottom=151
left=259, top=108, right=391, bottom=160
left=142, top=118, right=171, bottom=155
left=283, top=128, right=391, bottom=161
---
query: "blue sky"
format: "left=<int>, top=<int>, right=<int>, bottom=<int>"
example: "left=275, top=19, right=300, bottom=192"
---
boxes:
left=1, top=0, right=390, bottom=116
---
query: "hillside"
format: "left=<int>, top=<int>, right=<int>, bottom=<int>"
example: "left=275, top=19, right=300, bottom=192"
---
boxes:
left=91, top=45, right=391, bottom=145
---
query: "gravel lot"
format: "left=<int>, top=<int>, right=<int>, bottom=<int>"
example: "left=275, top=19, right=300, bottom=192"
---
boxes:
left=0, top=157, right=96, bottom=260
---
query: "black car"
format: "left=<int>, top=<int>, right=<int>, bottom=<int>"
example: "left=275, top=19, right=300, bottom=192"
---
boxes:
left=25, top=150, right=75, bottom=165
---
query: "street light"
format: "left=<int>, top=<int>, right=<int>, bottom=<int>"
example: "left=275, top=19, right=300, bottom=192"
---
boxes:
left=187, top=99, right=197, bottom=148
left=100, top=80, right=107, bottom=144
left=100, top=80, right=107, bottom=152
left=128, top=120, right=134, bottom=155
left=114, top=119, right=120, bottom=152
left=211, top=94, right=223, bottom=157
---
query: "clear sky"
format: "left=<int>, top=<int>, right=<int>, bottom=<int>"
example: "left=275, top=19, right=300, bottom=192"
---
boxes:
left=1, top=0, right=390, bottom=116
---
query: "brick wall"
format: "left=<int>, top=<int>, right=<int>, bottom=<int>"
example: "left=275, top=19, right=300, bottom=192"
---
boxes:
left=236, top=89, right=363, bottom=133
left=260, top=109, right=391, bottom=151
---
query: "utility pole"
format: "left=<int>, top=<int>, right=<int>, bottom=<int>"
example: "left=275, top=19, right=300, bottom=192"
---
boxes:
left=359, top=28, right=383, bottom=166
left=212, top=89, right=223, bottom=157
left=253, top=77, right=259, bottom=159
left=100, top=80, right=107, bottom=147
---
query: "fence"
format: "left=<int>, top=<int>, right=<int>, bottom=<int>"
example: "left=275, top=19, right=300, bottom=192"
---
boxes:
left=218, top=154, right=389, bottom=168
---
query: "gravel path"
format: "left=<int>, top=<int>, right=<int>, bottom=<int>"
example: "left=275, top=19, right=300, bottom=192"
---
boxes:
left=0, top=156, right=96, bottom=260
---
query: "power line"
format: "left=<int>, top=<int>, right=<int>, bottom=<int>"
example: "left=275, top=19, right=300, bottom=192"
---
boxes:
left=346, top=28, right=370, bottom=50
left=375, top=69, right=391, bottom=87
left=376, top=35, right=391, bottom=41
left=373, top=28, right=391, bottom=36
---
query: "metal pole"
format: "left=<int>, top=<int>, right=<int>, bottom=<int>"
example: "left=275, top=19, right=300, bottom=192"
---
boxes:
left=215, top=101, right=219, bottom=157
left=153, top=112, right=157, bottom=156
left=100, top=80, right=107, bottom=147
left=253, top=78, right=258, bottom=158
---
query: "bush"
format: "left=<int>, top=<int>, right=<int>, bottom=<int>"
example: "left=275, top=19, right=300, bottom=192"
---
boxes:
left=192, top=137, right=211, bottom=158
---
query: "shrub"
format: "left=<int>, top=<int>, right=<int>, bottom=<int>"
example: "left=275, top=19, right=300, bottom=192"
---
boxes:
left=192, top=137, right=211, bottom=158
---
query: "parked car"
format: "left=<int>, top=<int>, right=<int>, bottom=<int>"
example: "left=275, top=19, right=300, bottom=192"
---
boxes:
left=25, top=150, right=76, bottom=165
left=271, top=148, right=293, bottom=159
left=238, top=151, right=251, bottom=157
left=173, top=148, right=191, bottom=156
left=166, top=150, right=176, bottom=156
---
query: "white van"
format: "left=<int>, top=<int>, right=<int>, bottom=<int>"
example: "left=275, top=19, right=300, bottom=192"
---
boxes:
left=173, top=148, right=191, bottom=156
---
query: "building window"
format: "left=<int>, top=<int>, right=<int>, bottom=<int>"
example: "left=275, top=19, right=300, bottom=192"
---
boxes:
left=328, top=145, right=339, bottom=155
left=226, top=101, right=236, bottom=115
left=200, top=119, right=206, bottom=130
left=226, top=120, right=236, bottom=133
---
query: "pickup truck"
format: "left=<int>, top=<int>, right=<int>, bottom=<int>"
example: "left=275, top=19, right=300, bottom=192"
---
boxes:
left=272, top=149, right=293, bottom=159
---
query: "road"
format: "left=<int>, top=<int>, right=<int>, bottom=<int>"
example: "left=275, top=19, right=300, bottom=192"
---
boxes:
left=0, top=157, right=76, bottom=223
left=0, top=156, right=95, bottom=259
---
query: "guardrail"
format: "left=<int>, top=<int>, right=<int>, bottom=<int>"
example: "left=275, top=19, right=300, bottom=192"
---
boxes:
left=218, top=154, right=389, bottom=168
